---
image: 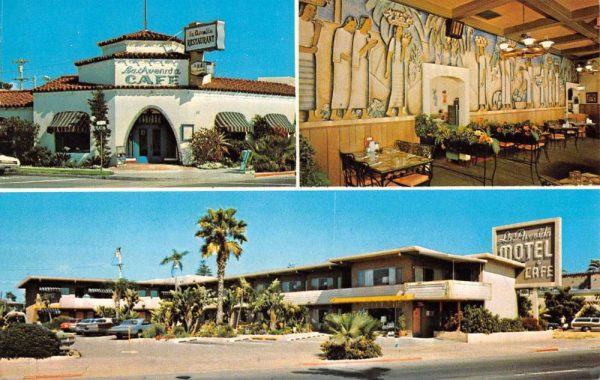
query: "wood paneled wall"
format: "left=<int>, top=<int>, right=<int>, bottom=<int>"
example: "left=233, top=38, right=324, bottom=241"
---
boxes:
left=469, top=107, right=566, bottom=124
left=300, top=117, right=418, bottom=186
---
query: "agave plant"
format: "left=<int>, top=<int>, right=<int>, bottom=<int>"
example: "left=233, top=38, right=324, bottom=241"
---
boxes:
left=324, top=311, right=380, bottom=345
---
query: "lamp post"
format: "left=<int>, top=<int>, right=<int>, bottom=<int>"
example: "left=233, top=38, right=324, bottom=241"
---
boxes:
left=95, top=120, right=108, bottom=175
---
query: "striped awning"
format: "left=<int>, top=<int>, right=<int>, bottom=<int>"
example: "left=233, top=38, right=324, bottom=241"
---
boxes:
left=47, top=111, right=90, bottom=134
left=215, top=112, right=253, bottom=133
left=264, top=113, right=294, bottom=133
left=330, top=295, right=415, bottom=304
left=88, top=288, right=112, bottom=294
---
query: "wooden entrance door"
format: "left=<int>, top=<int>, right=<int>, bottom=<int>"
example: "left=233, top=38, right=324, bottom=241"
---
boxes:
left=412, top=307, right=422, bottom=337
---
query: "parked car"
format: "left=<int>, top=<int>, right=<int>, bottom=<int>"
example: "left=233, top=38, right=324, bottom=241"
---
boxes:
left=570, top=317, right=600, bottom=332
left=81, top=318, right=115, bottom=336
left=545, top=322, right=560, bottom=330
left=75, top=319, right=95, bottom=334
left=59, top=318, right=81, bottom=332
left=108, top=319, right=153, bottom=339
left=0, top=154, right=20, bottom=175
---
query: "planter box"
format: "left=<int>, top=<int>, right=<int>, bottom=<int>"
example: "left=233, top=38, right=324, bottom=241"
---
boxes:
left=434, top=330, right=552, bottom=343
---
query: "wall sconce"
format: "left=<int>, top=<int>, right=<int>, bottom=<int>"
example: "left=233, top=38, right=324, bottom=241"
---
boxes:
left=445, top=19, right=464, bottom=39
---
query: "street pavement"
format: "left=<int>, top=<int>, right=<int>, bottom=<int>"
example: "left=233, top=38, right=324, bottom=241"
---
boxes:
left=0, top=173, right=295, bottom=188
left=0, top=334, right=598, bottom=379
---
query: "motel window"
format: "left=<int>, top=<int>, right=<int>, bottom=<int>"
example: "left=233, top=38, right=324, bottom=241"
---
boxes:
left=423, top=268, right=434, bottom=282
left=395, top=267, right=403, bottom=284
left=311, top=277, right=334, bottom=290
left=357, top=271, right=365, bottom=287
left=282, top=280, right=304, bottom=292
left=55, top=132, right=90, bottom=153
left=61, top=287, right=70, bottom=296
left=255, top=283, right=266, bottom=292
left=415, top=267, right=423, bottom=282
left=139, top=290, right=146, bottom=297
left=150, top=290, right=158, bottom=298
left=358, top=268, right=400, bottom=287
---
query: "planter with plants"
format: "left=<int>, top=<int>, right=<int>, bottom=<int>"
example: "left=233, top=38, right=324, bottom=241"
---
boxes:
left=320, top=311, right=382, bottom=360
left=415, top=113, right=439, bottom=146
left=396, top=312, right=407, bottom=337
left=435, top=124, right=500, bottom=160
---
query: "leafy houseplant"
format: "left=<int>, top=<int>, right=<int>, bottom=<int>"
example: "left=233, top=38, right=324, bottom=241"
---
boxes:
left=397, top=312, right=407, bottom=336
left=415, top=113, right=438, bottom=145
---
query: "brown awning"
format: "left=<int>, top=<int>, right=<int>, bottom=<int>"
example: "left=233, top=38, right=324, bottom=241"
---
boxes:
left=264, top=113, right=294, bottom=133
left=47, top=111, right=90, bottom=134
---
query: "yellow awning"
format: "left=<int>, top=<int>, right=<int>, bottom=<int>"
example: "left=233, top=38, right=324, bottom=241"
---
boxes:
left=331, top=295, right=415, bottom=304
left=33, top=304, right=61, bottom=310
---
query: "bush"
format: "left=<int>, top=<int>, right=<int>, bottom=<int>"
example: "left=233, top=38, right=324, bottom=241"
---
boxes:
left=321, top=337, right=382, bottom=360
left=226, top=140, right=248, bottom=164
left=171, top=325, right=190, bottom=338
left=300, top=135, right=329, bottom=186
left=196, top=321, right=237, bottom=338
left=520, top=317, right=541, bottom=331
left=189, top=129, right=230, bottom=165
left=43, top=316, right=72, bottom=331
left=499, top=318, right=525, bottom=332
left=0, top=117, right=40, bottom=161
left=143, top=323, right=166, bottom=338
left=579, top=304, right=600, bottom=318
left=247, top=134, right=295, bottom=172
left=445, top=305, right=525, bottom=334
left=0, top=324, right=60, bottom=359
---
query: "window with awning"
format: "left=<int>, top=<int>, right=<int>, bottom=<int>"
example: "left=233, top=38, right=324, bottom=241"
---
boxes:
left=47, top=111, right=91, bottom=153
left=264, top=113, right=295, bottom=133
left=214, top=112, right=253, bottom=134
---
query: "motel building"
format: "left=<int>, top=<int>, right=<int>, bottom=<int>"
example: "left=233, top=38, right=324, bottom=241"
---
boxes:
left=18, top=246, right=528, bottom=338
left=0, top=26, right=295, bottom=164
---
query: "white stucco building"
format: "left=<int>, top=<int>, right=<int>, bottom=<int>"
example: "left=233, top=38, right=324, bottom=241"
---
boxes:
left=0, top=30, right=295, bottom=164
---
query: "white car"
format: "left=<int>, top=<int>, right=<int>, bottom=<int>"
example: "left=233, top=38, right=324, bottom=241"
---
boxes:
left=0, top=154, right=20, bottom=175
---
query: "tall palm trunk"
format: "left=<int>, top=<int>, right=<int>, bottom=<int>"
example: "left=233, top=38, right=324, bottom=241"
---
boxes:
left=216, top=255, right=226, bottom=325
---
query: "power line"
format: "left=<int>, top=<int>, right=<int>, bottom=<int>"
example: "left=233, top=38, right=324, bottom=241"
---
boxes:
left=12, top=58, right=29, bottom=89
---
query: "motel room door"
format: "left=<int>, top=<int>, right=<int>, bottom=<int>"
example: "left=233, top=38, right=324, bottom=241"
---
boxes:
left=412, top=306, right=422, bottom=337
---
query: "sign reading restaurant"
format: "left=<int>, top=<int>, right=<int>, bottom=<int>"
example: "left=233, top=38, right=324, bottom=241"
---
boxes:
left=184, top=21, right=225, bottom=52
left=493, top=218, right=562, bottom=288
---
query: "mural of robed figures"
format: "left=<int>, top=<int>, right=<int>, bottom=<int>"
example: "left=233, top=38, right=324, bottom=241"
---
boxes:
left=300, top=0, right=577, bottom=123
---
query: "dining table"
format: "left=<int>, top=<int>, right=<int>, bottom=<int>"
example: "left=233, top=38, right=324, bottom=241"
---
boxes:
left=343, top=147, right=433, bottom=187
left=547, top=124, right=580, bottom=149
left=539, top=172, right=600, bottom=186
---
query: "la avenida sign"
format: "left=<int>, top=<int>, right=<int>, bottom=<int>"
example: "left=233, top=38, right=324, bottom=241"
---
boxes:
left=493, top=218, right=562, bottom=288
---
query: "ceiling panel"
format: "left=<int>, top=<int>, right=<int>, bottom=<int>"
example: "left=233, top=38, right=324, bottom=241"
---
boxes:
left=555, top=40, right=597, bottom=50
left=555, top=0, right=599, bottom=10
left=474, top=3, right=546, bottom=29
left=438, top=0, right=473, bottom=7
left=529, top=25, right=577, bottom=39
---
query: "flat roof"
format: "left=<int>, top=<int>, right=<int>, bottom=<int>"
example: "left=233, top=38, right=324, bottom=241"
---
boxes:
left=329, top=246, right=486, bottom=264
left=468, top=253, right=526, bottom=268
left=17, top=276, right=114, bottom=289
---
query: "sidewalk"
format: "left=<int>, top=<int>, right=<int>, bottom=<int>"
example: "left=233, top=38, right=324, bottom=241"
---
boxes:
left=111, top=163, right=257, bottom=181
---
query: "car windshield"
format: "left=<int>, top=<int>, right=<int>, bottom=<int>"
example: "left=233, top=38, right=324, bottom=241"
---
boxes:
left=80, top=319, right=92, bottom=323
left=121, top=320, right=138, bottom=325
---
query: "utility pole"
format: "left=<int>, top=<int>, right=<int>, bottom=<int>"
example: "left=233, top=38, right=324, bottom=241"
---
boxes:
left=143, top=0, right=147, bottom=31
left=114, top=247, right=124, bottom=279
left=12, top=59, right=29, bottom=90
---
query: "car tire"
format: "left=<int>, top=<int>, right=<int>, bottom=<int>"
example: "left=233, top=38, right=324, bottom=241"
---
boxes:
left=548, top=326, right=554, bottom=330
left=582, top=327, right=590, bottom=332
left=137, top=330, right=143, bottom=339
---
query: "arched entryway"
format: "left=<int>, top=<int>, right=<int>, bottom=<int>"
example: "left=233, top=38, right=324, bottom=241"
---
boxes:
left=126, top=109, right=178, bottom=163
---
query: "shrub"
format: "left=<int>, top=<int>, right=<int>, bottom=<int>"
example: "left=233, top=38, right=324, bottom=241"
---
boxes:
left=579, top=304, right=600, bottom=318
left=0, top=117, right=40, bottom=161
left=517, top=294, right=532, bottom=318
left=189, top=129, right=230, bottom=165
left=321, top=337, right=382, bottom=360
left=196, top=321, right=237, bottom=338
left=226, top=140, right=248, bottom=164
left=21, top=146, right=53, bottom=166
left=171, top=325, right=190, bottom=338
left=520, top=317, right=541, bottom=331
left=445, top=306, right=525, bottom=334
left=499, top=318, right=524, bottom=332
left=143, top=323, right=166, bottom=338
left=247, top=134, right=295, bottom=172
left=0, top=324, right=60, bottom=359
left=300, top=135, right=329, bottom=186
left=43, top=316, right=72, bottom=331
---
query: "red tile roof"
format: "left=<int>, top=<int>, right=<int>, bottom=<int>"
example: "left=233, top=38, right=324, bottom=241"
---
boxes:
left=0, top=90, right=33, bottom=108
left=75, top=52, right=189, bottom=66
left=33, top=76, right=295, bottom=97
left=98, top=30, right=183, bottom=47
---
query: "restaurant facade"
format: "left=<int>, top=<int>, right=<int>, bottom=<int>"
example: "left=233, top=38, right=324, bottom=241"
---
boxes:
left=0, top=29, right=295, bottom=165
left=18, top=245, right=526, bottom=337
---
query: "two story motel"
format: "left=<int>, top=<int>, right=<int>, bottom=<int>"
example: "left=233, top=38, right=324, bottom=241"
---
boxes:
left=16, top=219, right=567, bottom=337
left=0, top=26, right=295, bottom=165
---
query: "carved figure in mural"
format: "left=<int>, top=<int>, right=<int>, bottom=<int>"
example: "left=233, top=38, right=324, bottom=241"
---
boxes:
left=298, top=3, right=323, bottom=122
left=330, top=16, right=356, bottom=120
left=501, top=57, right=515, bottom=109
left=525, top=59, right=533, bottom=108
left=382, top=9, right=413, bottom=116
left=348, top=16, right=378, bottom=119
left=554, top=62, right=561, bottom=106
left=474, top=35, right=488, bottom=111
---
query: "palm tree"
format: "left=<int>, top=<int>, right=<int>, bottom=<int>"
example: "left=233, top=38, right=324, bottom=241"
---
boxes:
left=4, top=291, right=16, bottom=302
left=324, top=311, right=380, bottom=345
left=195, top=208, right=247, bottom=325
left=111, top=278, right=132, bottom=321
left=587, top=259, right=600, bottom=273
left=233, top=277, right=253, bottom=329
left=160, top=249, right=189, bottom=291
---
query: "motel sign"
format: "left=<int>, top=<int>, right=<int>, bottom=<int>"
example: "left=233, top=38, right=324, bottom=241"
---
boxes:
left=493, top=218, right=562, bottom=288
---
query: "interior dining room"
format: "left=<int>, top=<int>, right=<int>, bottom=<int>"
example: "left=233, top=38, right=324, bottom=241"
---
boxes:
left=298, top=0, right=600, bottom=187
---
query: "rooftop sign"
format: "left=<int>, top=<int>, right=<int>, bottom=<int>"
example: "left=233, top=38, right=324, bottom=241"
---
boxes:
left=184, top=21, right=225, bottom=52
left=492, top=218, right=562, bottom=288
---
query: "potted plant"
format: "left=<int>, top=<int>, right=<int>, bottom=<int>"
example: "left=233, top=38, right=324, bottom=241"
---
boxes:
left=415, top=113, right=438, bottom=146
left=397, top=312, right=407, bottom=337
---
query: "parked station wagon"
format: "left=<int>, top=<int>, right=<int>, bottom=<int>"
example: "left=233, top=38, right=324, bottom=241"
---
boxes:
left=571, top=317, right=600, bottom=332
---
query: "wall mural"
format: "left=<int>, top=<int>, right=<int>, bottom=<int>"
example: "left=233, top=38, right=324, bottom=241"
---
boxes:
left=298, top=0, right=577, bottom=123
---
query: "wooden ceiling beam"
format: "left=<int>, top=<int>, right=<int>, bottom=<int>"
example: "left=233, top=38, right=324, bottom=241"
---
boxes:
left=571, top=6, right=599, bottom=22
left=520, top=0, right=599, bottom=43
left=550, top=34, right=590, bottom=45
left=504, top=18, right=560, bottom=38
left=576, top=53, right=600, bottom=62
left=560, top=45, right=600, bottom=55
left=452, top=0, right=513, bottom=19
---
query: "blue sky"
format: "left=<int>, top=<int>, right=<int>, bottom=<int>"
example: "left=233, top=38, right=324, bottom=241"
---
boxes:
left=0, top=189, right=598, bottom=300
left=0, top=0, right=294, bottom=88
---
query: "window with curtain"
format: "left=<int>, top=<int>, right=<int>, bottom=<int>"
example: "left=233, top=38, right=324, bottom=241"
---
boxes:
left=55, top=132, right=90, bottom=153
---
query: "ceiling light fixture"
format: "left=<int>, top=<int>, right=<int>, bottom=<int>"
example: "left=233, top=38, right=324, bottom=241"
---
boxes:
left=500, top=4, right=554, bottom=59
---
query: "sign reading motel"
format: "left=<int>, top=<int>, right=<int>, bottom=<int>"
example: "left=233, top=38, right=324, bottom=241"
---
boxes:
left=184, top=21, right=225, bottom=52
left=493, top=218, right=562, bottom=288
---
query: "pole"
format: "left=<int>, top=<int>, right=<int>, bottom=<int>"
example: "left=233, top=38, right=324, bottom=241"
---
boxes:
left=531, top=288, right=539, bottom=320
left=144, top=0, right=147, bottom=30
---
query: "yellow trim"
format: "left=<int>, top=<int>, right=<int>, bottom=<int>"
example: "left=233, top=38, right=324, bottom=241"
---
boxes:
left=331, top=295, right=415, bottom=304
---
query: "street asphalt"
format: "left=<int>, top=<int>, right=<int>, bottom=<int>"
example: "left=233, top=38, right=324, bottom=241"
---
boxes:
left=0, top=174, right=296, bottom=188
left=1, top=334, right=598, bottom=379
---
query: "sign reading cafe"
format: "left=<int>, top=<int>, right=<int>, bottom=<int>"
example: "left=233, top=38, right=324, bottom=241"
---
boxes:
left=115, top=60, right=188, bottom=86
left=493, top=218, right=562, bottom=288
